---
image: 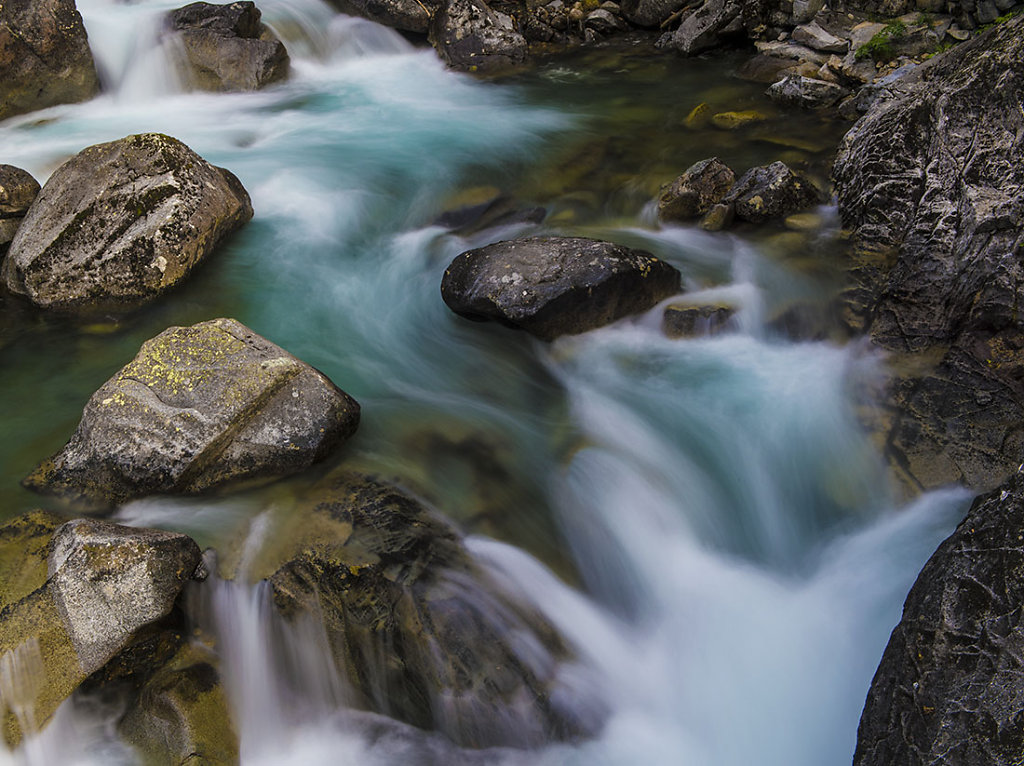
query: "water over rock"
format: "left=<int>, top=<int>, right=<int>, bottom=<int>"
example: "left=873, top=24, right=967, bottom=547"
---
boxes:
left=657, top=157, right=736, bottom=222
left=240, top=471, right=601, bottom=749
left=1, top=133, right=253, bottom=314
left=0, top=165, right=40, bottom=254
left=832, top=15, right=1024, bottom=492
left=167, top=1, right=290, bottom=92
left=0, top=0, right=100, bottom=122
left=441, top=236, right=681, bottom=340
left=723, top=160, right=826, bottom=223
left=24, top=318, right=360, bottom=508
left=429, top=0, right=528, bottom=74
left=854, top=469, right=1024, bottom=765
left=0, top=515, right=203, bottom=745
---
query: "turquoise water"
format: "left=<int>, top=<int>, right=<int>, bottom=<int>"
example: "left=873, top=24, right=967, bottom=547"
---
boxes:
left=0, top=2, right=967, bottom=764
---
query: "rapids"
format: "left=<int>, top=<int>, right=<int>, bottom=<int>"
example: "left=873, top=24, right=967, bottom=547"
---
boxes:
left=0, top=1, right=969, bottom=763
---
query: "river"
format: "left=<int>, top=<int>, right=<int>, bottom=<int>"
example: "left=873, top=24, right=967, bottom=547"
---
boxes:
left=0, top=1, right=969, bottom=763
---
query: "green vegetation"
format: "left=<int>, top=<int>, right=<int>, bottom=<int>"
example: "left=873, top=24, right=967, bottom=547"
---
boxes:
left=855, top=20, right=907, bottom=62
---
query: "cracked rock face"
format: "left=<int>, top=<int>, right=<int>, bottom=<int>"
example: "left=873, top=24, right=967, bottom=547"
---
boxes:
left=832, top=16, right=1024, bottom=492
left=167, top=1, right=290, bottom=92
left=1, top=133, right=253, bottom=314
left=0, top=0, right=101, bottom=122
left=441, top=236, right=681, bottom=341
left=854, top=469, right=1024, bottom=766
left=0, top=515, right=202, bottom=746
left=24, top=318, right=361, bottom=508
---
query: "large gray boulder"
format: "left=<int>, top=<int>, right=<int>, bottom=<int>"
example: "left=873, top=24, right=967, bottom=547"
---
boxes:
left=0, top=515, right=203, bottom=746
left=2, top=133, right=253, bottom=314
left=854, top=469, right=1024, bottom=766
left=441, top=236, right=682, bottom=341
left=619, top=0, right=687, bottom=27
left=167, top=1, right=290, bottom=92
left=235, top=471, right=601, bottom=749
left=766, top=74, right=848, bottom=109
left=832, top=15, right=1024, bottom=492
left=0, top=0, right=100, bottom=122
left=24, top=318, right=360, bottom=508
left=325, top=0, right=441, bottom=34
left=670, top=0, right=743, bottom=55
left=0, top=165, right=40, bottom=252
left=428, top=0, right=528, bottom=74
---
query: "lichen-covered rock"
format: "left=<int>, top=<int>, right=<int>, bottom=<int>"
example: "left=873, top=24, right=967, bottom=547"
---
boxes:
left=0, top=165, right=40, bottom=252
left=854, top=469, right=1024, bottom=766
left=24, top=318, right=360, bottom=508
left=326, top=0, right=441, bottom=33
left=670, top=0, right=743, bottom=55
left=767, top=75, right=848, bottom=109
left=0, top=0, right=100, bottom=122
left=724, top=161, right=826, bottom=223
left=167, top=1, right=290, bottom=92
left=241, top=472, right=601, bottom=749
left=832, top=15, right=1024, bottom=491
left=658, top=157, right=736, bottom=221
left=441, top=236, right=681, bottom=341
left=119, top=643, right=238, bottom=766
left=1, top=133, right=253, bottom=314
left=0, top=516, right=203, bottom=745
left=428, top=0, right=527, bottom=74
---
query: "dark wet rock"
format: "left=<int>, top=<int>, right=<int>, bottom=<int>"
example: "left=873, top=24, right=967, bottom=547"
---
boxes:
left=724, top=161, right=826, bottom=223
left=326, top=0, right=440, bottom=34
left=428, top=0, right=528, bottom=74
left=24, top=318, right=360, bottom=509
left=584, top=8, right=627, bottom=33
left=767, top=75, right=849, bottom=108
left=671, top=0, right=744, bottom=55
left=0, top=165, right=40, bottom=253
left=167, top=1, right=290, bottom=92
left=1, top=133, right=253, bottom=314
left=619, top=0, right=686, bottom=26
left=119, top=643, right=238, bottom=766
left=434, top=193, right=546, bottom=236
left=441, top=236, right=681, bottom=341
left=658, top=157, right=736, bottom=222
left=0, top=516, right=202, bottom=745
left=0, top=0, right=100, bottom=122
left=662, top=303, right=736, bottom=338
left=242, top=472, right=603, bottom=749
left=854, top=469, right=1024, bottom=766
left=832, top=15, right=1024, bottom=491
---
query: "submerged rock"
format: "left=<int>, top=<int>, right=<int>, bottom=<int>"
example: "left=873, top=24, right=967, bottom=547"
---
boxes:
left=0, top=516, right=202, bottom=745
left=25, top=318, right=360, bottom=508
left=854, top=469, right=1024, bottom=765
left=429, top=0, right=528, bottom=74
left=723, top=161, right=826, bottom=223
left=0, top=0, right=100, bottom=122
left=167, top=1, right=290, bottom=92
left=662, top=303, right=736, bottom=338
left=1, top=133, right=253, bottom=314
left=0, top=165, right=40, bottom=253
left=441, top=236, right=681, bottom=340
left=832, top=15, right=1024, bottom=491
left=657, top=157, right=736, bottom=222
left=250, top=472, right=602, bottom=749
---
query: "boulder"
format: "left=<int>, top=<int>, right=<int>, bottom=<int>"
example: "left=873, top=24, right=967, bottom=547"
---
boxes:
left=325, top=0, right=440, bottom=34
left=670, top=0, right=744, bottom=55
left=658, top=157, right=736, bottom=221
left=2, top=133, right=253, bottom=314
left=619, top=0, right=687, bottom=26
left=662, top=303, right=736, bottom=337
left=832, top=15, right=1024, bottom=491
left=584, top=8, right=627, bottom=33
left=854, top=469, right=1024, bottom=765
left=0, top=516, right=203, bottom=745
left=723, top=161, right=826, bottom=223
left=428, top=0, right=528, bottom=74
left=167, top=1, right=290, bottom=92
left=0, top=0, right=100, bottom=122
left=241, top=472, right=602, bottom=748
left=24, top=318, right=361, bottom=508
left=0, top=165, right=40, bottom=253
left=766, top=75, right=849, bottom=108
left=440, top=236, right=681, bottom=341
left=791, top=21, right=848, bottom=53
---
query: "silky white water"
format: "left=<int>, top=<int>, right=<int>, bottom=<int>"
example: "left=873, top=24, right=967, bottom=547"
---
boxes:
left=0, top=1, right=968, bottom=764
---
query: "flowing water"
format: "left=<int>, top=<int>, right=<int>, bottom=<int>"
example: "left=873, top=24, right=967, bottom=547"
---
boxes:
left=0, top=1, right=970, bottom=763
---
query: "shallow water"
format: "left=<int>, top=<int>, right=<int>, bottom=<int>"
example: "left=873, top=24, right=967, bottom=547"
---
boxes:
left=0, top=2, right=966, bottom=764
